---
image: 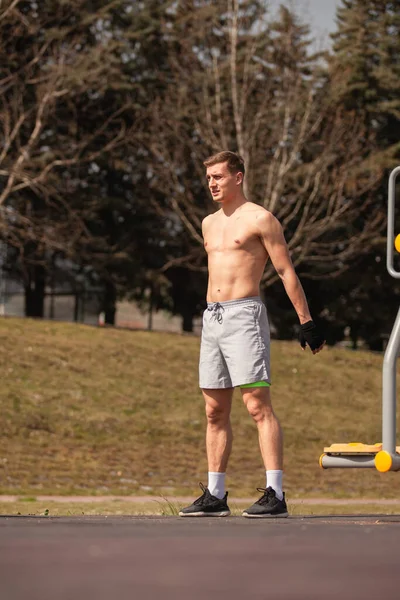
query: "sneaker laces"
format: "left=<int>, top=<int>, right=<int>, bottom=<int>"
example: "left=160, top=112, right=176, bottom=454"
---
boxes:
left=208, top=302, right=224, bottom=324
left=193, top=482, right=209, bottom=505
left=255, top=486, right=275, bottom=505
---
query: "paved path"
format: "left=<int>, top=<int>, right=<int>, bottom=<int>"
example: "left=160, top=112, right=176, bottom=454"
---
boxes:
left=1, top=515, right=399, bottom=600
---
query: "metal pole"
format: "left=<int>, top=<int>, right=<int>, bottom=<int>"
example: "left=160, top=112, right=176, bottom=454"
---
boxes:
left=382, top=307, right=400, bottom=452
left=383, top=166, right=400, bottom=454
left=320, top=455, right=376, bottom=469
left=386, top=166, right=400, bottom=279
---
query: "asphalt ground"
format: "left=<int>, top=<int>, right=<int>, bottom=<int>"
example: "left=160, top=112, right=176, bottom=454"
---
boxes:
left=1, top=515, right=399, bottom=600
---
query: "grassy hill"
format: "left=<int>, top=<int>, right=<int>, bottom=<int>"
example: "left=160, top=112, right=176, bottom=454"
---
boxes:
left=0, top=316, right=399, bottom=499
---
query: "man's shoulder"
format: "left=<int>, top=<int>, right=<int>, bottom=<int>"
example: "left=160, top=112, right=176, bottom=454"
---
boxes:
left=245, top=204, right=276, bottom=223
left=202, top=211, right=220, bottom=227
left=245, top=205, right=282, bottom=239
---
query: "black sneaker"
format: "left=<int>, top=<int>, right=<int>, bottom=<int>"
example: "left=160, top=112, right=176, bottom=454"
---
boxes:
left=242, top=486, right=288, bottom=518
left=179, top=483, right=231, bottom=517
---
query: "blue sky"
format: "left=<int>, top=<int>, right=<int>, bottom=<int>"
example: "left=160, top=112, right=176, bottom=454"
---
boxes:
left=268, top=0, right=340, bottom=47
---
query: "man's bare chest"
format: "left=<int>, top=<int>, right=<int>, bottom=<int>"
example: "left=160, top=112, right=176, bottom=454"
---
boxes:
left=204, top=220, right=262, bottom=254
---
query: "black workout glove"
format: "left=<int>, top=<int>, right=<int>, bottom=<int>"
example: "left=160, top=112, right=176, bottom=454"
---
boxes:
left=299, top=320, right=325, bottom=352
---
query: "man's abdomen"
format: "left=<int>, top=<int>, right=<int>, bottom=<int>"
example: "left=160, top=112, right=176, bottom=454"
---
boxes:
left=207, top=251, right=266, bottom=302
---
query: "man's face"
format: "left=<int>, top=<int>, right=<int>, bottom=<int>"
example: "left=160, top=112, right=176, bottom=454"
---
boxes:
left=206, top=162, right=242, bottom=203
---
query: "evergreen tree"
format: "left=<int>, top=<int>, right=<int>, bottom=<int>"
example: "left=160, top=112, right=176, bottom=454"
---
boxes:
left=322, top=0, right=400, bottom=349
left=331, top=0, right=400, bottom=154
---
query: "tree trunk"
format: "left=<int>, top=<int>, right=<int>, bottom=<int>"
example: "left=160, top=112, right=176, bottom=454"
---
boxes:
left=103, top=279, right=116, bottom=326
left=25, top=265, right=46, bottom=318
left=350, top=322, right=359, bottom=351
left=74, top=293, right=80, bottom=323
left=182, top=309, right=194, bottom=333
left=147, top=283, right=154, bottom=331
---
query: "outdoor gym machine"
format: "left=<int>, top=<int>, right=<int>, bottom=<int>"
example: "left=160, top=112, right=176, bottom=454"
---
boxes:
left=320, top=166, right=400, bottom=473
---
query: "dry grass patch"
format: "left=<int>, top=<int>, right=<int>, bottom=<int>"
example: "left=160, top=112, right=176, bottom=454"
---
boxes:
left=0, top=317, right=399, bottom=499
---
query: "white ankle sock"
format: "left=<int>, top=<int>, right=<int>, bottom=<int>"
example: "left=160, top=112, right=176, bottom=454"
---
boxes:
left=266, top=470, right=283, bottom=500
left=208, top=472, right=226, bottom=499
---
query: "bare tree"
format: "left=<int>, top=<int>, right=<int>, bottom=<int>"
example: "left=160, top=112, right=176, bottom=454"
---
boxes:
left=142, top=1, right=384, bottom=282
left=0, top=0, right=138, bottom=318
left=0, top=0, right=130, bottom=257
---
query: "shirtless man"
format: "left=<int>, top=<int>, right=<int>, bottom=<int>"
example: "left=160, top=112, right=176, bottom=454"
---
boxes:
left=179, top=151, right=325, bottom=518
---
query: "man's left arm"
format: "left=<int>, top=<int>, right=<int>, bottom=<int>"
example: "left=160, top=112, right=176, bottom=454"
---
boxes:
left=257, top=211, right=325, bottom=353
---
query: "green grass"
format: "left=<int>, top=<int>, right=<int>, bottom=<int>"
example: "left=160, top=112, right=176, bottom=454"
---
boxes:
left=0, top=316, right=399, bottom=499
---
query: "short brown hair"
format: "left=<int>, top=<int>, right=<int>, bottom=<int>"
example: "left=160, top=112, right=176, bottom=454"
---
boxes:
left=203, top=151, right=245, bottom=177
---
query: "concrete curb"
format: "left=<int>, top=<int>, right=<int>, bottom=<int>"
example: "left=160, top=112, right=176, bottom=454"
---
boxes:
left=0, top=495, right=399, bottom=505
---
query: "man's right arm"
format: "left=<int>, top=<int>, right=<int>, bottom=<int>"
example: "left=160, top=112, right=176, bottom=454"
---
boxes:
left=202, top=215, right=212, bottom=300
left=202, top=214, right=212, bottom=236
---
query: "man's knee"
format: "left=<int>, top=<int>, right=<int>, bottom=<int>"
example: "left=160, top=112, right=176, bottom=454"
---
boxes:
left=203, top=388, right=232, bottom=425
left=242, top=389, right=274, bottom=423
left=205, top=401, right=230, bottom=425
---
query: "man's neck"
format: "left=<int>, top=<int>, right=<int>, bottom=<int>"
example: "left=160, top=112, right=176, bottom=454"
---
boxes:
left=220, top=195, right=248, bottom=217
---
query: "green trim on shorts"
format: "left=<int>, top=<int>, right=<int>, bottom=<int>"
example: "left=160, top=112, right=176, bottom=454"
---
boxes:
left=239, top=381, right=271, bottom=388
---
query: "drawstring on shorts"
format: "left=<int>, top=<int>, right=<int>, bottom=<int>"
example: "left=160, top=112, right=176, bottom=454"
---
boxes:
left=208, top=302, right=224, bottom=324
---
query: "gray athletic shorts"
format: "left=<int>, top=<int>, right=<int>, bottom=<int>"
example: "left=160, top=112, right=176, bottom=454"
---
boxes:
left=199, top=296, right=271, bottom=389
